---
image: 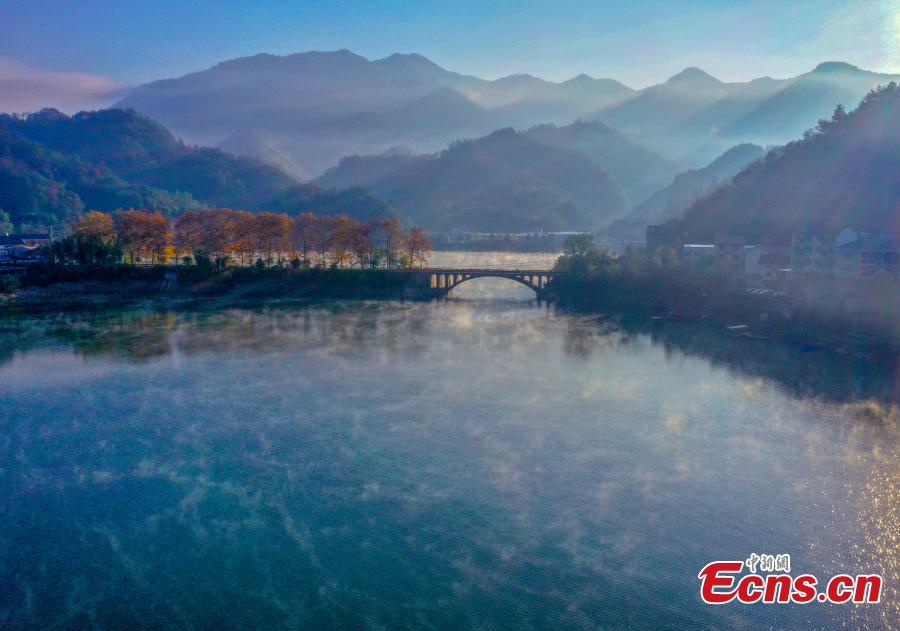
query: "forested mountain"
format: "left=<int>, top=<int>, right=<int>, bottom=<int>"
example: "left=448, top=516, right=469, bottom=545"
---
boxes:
left=0, top=108, right=298, bottom=209
left=265, top=184, right=399, bottom=222
left=6, top=57, right=895, bottom=235
left=522, top=120, right=681, bottom=205
left=114, top=50, right=898, bottom=175
left=318, top=128, right=626, bottom=231
left=630, top=143, right=765, bottom=224
left=0, top=109, right=398, bottom=230
left=666, top=83, right=899, bottom=241
left=0, top=126, right=198, bottom=230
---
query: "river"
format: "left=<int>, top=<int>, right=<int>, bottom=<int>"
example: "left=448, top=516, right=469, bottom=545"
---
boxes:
left=0, top=252, right=896, bottom=629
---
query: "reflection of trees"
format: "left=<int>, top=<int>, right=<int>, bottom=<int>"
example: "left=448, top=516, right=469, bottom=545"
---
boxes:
left=0, top=303, right=435, bottom=368
left=4, top=305, right=896, bottom=405
left=1, top=311, right=178, bottom=365
left=625, top=320, right=898, bottom=405
left=65, top=311, right=178, bottom=362
left=562, top=317, right=638, bottom=360
left=557, top=314, right=896, bottom=404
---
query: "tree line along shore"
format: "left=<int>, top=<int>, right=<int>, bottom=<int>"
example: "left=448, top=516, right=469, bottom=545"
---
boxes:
left=45, top=208, right=433, bottom=269
left=552, top=237, right=899, bottom=358
left=0, top=208, right=438, bottom=308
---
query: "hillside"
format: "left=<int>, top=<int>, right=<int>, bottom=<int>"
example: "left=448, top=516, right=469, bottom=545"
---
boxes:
left=0, top=126, right=198, bottom=230
left=666, top=83, right=899, bottom=241
left=265, top=184, right=399, bottom=222
left=631, top=143, right=765, bottom=224
left=0, top=109, right=401, bottom=230
left=522, top=120, right=681, bottom=205
left=1, top=108, right=298, bottom=209
left=318, top=128, right=626, bottom=231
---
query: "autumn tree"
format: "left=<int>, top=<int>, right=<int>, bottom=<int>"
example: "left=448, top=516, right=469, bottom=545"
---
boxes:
left=310, top=215, right=337, bottom=266
left=72, top=211, right=115, bottom=244
left=115, top=209, right=170, bottom=263
left=291, top=212, right=318, bottom=265
left=248, top=213, right=290, bottom=266
left=328, top=215, right=357, bottom=268
left=174, top=210, right=205, bottom=264
left=349, top=221, right=374, bottom=268
left=201, top=209, right=238, bottom=263
left=230, top=210, right=256, bottom=265
left=374, top=217, right=404, bottom=268
left=55, top=210, right=120, bottom=266
left=404, top=226, right=431, bottom=268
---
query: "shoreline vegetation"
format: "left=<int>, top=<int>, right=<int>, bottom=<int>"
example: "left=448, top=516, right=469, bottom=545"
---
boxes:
left=551, top=241, right=899, bottom=362
left=2, top=251, right=897, bottom=369
left=0, top=265, right=428, bottom=312
left=2, top=207, right=436, bottom=308
left=1, top=221, right=897, bottom=368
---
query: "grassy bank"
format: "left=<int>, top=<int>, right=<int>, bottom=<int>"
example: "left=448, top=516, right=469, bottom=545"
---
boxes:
left=0, top=265, right=425, bottom=312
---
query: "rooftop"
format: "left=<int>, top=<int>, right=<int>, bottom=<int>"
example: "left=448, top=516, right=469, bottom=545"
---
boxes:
left=0, top=233, right=51, bottom=246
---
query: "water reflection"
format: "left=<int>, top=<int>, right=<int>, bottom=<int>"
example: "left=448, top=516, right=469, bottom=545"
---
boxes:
left=0, top=254, right=897, bottom=629
left=3, top=302, right=895, bottom=405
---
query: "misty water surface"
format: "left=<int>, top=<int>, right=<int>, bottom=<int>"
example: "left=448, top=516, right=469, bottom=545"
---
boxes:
left=0, top=253, right=896, bottom=629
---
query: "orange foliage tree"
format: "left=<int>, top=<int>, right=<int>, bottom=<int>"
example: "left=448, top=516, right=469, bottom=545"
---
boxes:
left=404, top=226, right=432, bottom=268
left=71, top=211, right=115, bottom=244
left=69, top=207, right=432, bottom=270
left=114, top=209, right=170, bottom=263
left=251, top=213, right=292, bottom=266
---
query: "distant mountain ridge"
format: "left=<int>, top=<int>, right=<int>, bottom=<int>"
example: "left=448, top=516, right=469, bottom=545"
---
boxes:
left=113, top=50, right=899, bottom=177
left=116, top=50, right=635, bottom=176
left=522, top=120, right=680, bottom=205
left=318, top=128, right=627, bottom=231
left=589, top=62, right=899, bottom=164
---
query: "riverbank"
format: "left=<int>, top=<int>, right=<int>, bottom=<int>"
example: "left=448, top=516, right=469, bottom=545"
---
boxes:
left=0, top=265, right=428, bottom=313
left=553, top=267, right=900, bottom=361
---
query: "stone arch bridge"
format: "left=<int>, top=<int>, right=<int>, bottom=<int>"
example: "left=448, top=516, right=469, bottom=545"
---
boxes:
left=402, top=268, right=566, bottom=299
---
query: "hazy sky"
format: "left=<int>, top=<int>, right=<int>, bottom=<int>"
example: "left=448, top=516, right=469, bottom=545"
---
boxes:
left=0, top=0, right=898, bottom=110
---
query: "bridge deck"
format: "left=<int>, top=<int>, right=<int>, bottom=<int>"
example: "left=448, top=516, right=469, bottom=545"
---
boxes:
left=396, top=268, right=564, bottom=275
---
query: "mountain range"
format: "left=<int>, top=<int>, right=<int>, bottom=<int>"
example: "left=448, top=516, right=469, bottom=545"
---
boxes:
left=629, top=143, right=766, bottom=225
left=667, top=83, right=900, bottom=241
left=0, top=109, right=395, bottom=230
left=521, top=121, right=680, bottom=205
left=597, top=62, right=900, bottom=163
left=318, top=127, right=626, bottom=231
left=115, top=50, right=899, bottom=177
left=3, top=52, right=897, bottom=238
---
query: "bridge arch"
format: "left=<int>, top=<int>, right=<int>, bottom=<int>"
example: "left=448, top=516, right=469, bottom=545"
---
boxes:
left=442, top=272, right=550, bottom=295
left=413, top=268, right=565, bottom=298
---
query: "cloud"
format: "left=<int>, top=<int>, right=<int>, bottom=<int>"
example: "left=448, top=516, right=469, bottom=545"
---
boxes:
left=0, top=58, right=125, bottom=114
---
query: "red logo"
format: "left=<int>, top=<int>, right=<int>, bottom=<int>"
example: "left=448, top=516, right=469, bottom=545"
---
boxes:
left=698, top=556, right=882, bottom=605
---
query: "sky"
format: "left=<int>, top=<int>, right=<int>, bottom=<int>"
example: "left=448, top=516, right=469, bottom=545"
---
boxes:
left=0, top=0, right=898, bottom=111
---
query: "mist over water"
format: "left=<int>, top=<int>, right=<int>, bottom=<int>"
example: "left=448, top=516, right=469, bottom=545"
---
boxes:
left=0, top=253, right=896, bottom=629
